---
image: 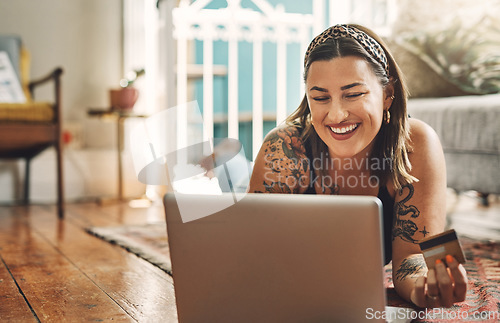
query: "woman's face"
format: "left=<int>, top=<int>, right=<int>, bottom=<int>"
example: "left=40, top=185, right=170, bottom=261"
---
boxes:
left=306, top=56, right=393, bottom=159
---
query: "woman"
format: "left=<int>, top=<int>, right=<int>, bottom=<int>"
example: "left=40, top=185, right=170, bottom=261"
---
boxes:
left=248, top=24, right=467, bottom=308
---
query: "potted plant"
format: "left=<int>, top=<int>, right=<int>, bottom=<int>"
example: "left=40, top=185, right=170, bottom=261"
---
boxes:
left=110, top=68, right=145, bottom=111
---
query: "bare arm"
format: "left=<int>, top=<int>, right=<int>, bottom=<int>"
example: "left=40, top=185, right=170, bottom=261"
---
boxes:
left=391, top=119, right=467, bottom=308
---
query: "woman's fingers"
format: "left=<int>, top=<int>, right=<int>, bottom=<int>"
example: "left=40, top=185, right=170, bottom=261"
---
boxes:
left=434, top=259, right=454, bottom=307
left=412, top=255, right=468, bottom=308
left=426, top=268, right=439, bottom=300
left=407, top=254, right=468, bottom=308
left=410, top=275, right=428, bottom=308
left=445, top=255, right=468, bottom=302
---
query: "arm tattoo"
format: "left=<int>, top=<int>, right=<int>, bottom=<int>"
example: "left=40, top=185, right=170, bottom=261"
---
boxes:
left=261, top=127, right=309, bottom=193
left=395, top=255, right=426, bottom=281
left=324, top=185, right=340, bottom=195
left=263, top=181, right=292, bottom=194
left=265, top=128, right=307, bottom=162
left=392, top=183, right=422, bottom=243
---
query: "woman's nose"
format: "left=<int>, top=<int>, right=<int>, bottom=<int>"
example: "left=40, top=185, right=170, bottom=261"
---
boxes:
left=326, top=102, right=348, bottom=123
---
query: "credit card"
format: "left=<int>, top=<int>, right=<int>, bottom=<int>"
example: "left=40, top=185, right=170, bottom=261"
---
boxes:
left=418, top=229, right=466, bottom=270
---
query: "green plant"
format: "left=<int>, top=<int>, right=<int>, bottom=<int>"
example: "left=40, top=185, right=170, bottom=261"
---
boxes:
left=400, top=14, right=500, bottom=95
left=119, top=68, right=145, bottom=88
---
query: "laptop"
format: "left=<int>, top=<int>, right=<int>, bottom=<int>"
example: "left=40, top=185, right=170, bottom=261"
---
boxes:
left=164, top=193, right=387, bottom=322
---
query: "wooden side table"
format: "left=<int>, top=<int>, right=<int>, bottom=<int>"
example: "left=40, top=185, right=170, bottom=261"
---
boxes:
left=87, top=108, right=148, bottom=201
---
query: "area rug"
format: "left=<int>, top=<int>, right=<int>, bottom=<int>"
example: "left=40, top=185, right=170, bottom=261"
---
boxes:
left=86, top=222, right=172, bottom=275
left=385, top=236, right=500, bottom=322
left=87, top=223, right=500, bottom=322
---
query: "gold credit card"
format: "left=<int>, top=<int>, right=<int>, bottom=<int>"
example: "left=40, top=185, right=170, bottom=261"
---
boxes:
left=418, top=229, right=466, bottom=270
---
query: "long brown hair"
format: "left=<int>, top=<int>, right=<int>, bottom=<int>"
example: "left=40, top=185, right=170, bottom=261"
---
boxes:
left=286, top=24, right=417, bottom=190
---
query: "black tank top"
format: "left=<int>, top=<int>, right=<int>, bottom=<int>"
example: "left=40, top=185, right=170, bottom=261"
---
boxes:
left=303, top=141, right=394, bottom=265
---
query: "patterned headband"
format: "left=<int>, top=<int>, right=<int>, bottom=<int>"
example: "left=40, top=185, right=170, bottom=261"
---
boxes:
left=304, top=24, right=389, bottom=76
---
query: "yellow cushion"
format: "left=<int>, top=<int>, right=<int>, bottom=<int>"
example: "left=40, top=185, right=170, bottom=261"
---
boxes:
left=0, top=102, right=54, bottom=122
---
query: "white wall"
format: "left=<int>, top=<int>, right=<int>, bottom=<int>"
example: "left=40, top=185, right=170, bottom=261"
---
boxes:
left=0, top=0, right=146, bottom=202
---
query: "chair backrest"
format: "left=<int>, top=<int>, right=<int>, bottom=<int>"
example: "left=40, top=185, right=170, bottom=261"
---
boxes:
left=0, top=34, right=31, bottom=101
left=0, top=35, right=22, bottom=82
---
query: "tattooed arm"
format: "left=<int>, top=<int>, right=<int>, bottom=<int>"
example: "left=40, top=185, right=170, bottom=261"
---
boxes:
left=247, top=125, right=310, bottom=193
left=391, top=119, right=467, bottom=308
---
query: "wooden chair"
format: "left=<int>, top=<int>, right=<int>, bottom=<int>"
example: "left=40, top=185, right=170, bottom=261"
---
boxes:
left=0, top=35, right=64, bottom=218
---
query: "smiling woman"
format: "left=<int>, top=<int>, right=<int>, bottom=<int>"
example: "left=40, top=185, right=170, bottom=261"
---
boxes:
left=306, top=57, right=389, bottom=158
left=248, top=24, right=468, bottom=309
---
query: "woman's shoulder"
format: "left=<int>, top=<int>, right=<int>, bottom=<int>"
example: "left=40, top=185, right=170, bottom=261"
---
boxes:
left=248, top=123, right=310, bottom=193
left=262, top=124, right=308, bottom=158
left=406, top=118, right=445, bottom=178
left=262, top=124, right=306, bottom=160
left=407, top=118, right=441, bottom=149
left=265, top=123, right=304, bottom=141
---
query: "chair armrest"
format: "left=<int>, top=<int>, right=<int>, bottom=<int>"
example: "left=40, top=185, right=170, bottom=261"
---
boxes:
left=28, top=67, right=63, bottom=96
left=28, top=67, right=64, bottom=123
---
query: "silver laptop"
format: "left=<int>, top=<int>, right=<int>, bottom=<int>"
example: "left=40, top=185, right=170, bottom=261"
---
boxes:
left=164, top=193, right=387, bottom=322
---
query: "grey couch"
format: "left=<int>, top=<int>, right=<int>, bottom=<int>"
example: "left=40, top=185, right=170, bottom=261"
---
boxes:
left=408, top=94, right=500, bottom=196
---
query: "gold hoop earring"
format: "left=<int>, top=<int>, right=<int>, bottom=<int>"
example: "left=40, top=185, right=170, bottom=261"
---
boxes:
left=383, top=109, right=391, bottom=124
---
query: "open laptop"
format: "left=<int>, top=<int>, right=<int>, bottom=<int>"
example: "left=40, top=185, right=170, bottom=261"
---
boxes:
left=164, top=193, right=387, bottom=322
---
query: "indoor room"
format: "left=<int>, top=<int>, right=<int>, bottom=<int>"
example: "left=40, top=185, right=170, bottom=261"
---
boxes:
left=1, top=0, right=499, bottom=321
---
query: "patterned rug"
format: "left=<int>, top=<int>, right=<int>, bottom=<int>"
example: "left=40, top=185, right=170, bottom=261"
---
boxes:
left=385, top=236, right=500, bottom=322
left=87, top=222, right=172, bottom=275
left=87, top=224, right=500, bottom=322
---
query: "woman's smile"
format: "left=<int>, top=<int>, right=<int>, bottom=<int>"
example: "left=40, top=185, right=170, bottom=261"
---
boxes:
left=328, top=122, right=360, bottom=140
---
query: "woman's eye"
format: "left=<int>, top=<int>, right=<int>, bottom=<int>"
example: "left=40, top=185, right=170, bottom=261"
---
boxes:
left=313, top=97, right=329, bottom=102
left=345, top=92, right=365, bottom=99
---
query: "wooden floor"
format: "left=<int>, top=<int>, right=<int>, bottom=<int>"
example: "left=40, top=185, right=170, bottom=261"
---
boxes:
left=0, top=191, right=499, bottom=322
left=0, top=200, right=178, bottom=322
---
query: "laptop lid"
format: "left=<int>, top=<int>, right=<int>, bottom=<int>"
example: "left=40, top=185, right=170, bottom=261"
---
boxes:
left=164, top=193, right=386, bottom=322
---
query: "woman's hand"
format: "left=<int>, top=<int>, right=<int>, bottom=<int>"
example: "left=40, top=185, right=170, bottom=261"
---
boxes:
left=410, top=255, right=468, bottom=308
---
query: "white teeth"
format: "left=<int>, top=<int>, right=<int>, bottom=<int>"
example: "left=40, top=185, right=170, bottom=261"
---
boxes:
left=329, top=123, right=358, bottom=134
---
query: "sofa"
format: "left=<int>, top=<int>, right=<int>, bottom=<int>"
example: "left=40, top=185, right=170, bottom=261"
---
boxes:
left=407, top=94, right=500, bottom=197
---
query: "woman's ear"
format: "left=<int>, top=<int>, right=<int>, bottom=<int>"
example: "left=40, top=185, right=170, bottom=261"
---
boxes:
left=384, top=77, right=395, bottom=110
